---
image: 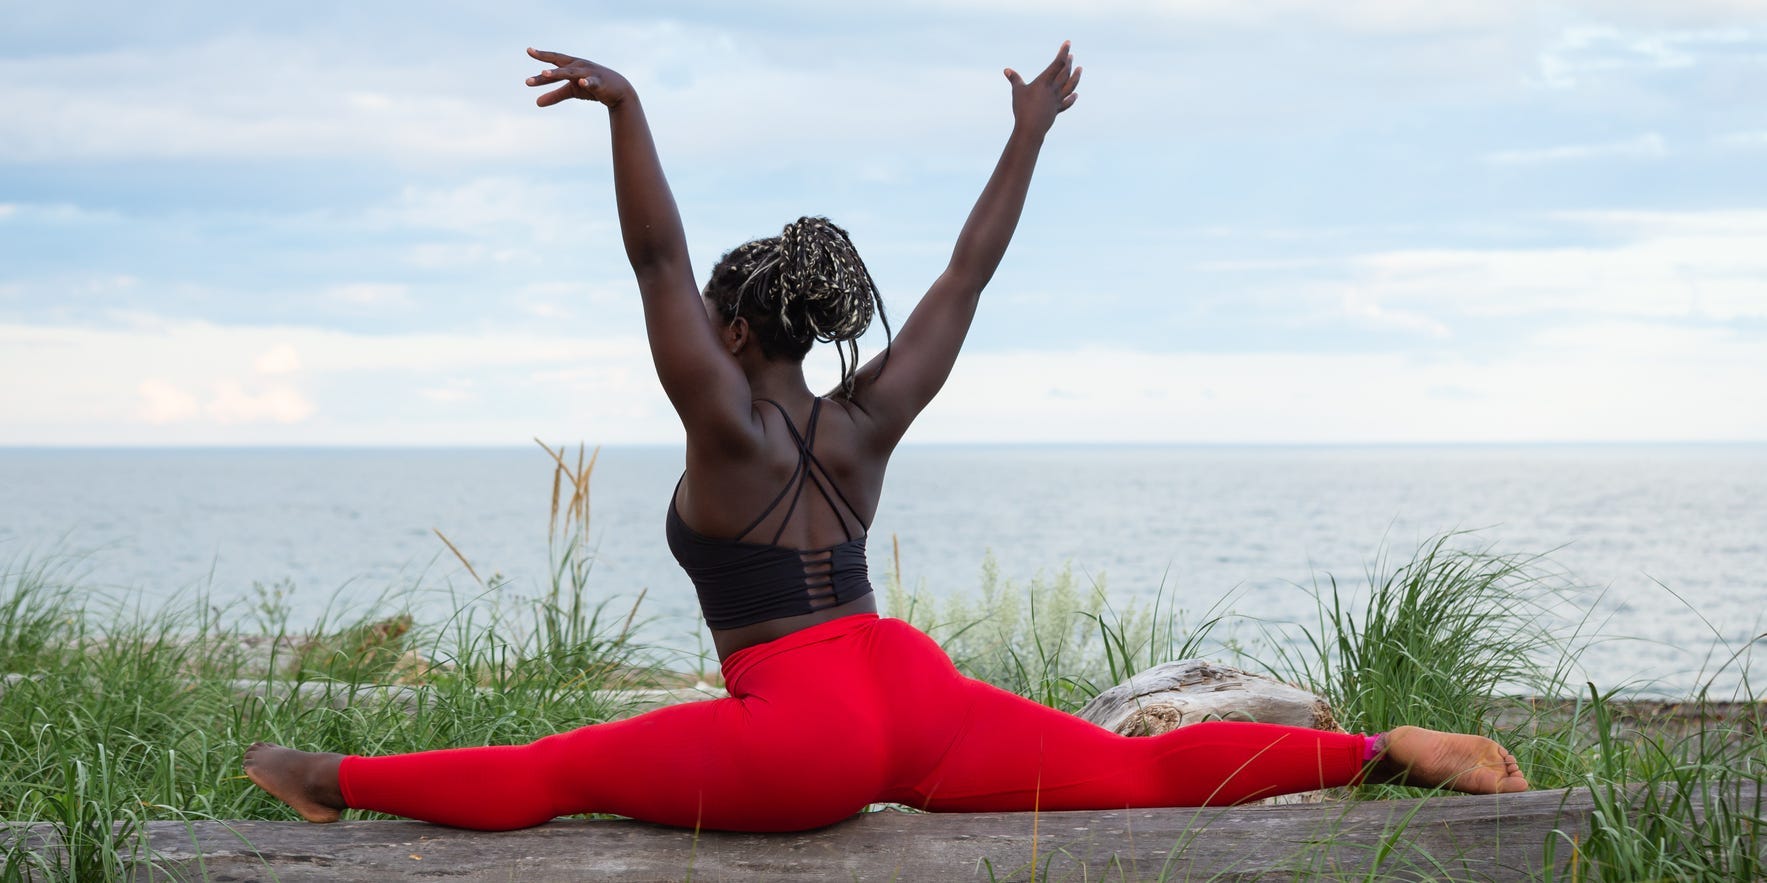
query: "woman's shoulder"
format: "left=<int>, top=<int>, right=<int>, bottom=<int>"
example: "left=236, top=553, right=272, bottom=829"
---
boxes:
left=815, top=392, right=896, bottom=460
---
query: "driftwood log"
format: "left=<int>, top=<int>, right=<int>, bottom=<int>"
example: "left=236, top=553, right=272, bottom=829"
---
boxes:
left=1077, top=659, right=1344, bottom=806
left=7, top=784, right=1757, bottom=882
left=1077, top=659, right=1341, bottom=736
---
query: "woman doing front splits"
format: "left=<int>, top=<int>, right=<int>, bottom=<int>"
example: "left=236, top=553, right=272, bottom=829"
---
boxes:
left=246, top=43, right=1527, bottom=832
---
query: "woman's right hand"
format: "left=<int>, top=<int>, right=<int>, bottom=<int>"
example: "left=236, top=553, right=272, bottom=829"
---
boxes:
left=1004, top=41, right=1082, bottom=134
left=525, top=47, right=633, bottom=109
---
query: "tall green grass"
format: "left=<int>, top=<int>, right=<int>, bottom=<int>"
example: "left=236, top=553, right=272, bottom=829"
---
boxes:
left=0, top=443, right=657, bottom=880
left=1541, top=682, right=1766, bottom=881
left=2, top=457, right=1761, bottom=880
left=888, top=528, right=1763, bottom=880
left=1285, top=532, right=1578, bottom=736
left=885, top=542, right=1238, bottom=712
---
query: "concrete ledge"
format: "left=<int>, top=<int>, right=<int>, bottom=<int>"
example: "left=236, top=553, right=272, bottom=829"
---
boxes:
left=5, top=784, right=1760, bottom=881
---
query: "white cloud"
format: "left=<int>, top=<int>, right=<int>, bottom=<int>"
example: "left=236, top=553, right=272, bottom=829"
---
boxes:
left=0, top=318, right=663, bottom=444
left=9, top=309, right=1759, bottom=444
left=1585, top=1, right=1767, bottom=26
left=1344, top=210, right=1767, bottom=321
left=1340, top=292, right=1452, bottom=337
left=915, top=322, right=1767, bottom=442
left=4, top=8, right=1765, bottom=446
left=135, top=374, right=313, bottom=426
left=137, top=379, right=200, bottom=424
left=253, top=344, right=303, bottom=376
left=207, top=381, right=315, bottom=424
left=1483, top=133, right=1667, bottom=165
left=418, top=382, right=478, bottom=404
left=0, top=25, right=1002, bottom=168
left=368, top=178, right=589, bottom=240
left=324, top=283, right=410, bottom=308
left=61, top=274, right=142, bottom=295
left=0, top=202, right=123, bottom=224
left=1537, top=25, right=1761, bottom=88
left=1555, top=209, right=1767, bottom=235
left=1717, top=131, right=1767, bottom=149
left=0, top=36, right=554, bottom=163
left=403, top=243, right=529, bottom=270
left=523, top=302, right=574, bottom=320
left=908, top=0, right=1531, bottom=34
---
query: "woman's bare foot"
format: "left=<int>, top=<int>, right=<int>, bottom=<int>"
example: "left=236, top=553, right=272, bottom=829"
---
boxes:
left=244, top=742, right=348, bottom=823
left=1370, top=726, right=1529, bottom=795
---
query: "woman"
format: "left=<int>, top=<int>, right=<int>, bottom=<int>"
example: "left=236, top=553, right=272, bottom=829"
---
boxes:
left=245, top=42, right=1527, bottom=832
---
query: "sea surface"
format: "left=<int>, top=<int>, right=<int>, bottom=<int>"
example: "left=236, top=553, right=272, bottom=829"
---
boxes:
left=2, top=444, right=1763, bottom=697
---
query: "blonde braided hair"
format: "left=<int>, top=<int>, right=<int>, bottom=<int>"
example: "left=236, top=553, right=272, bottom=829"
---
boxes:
left=704, top=216, right=892, bottom=397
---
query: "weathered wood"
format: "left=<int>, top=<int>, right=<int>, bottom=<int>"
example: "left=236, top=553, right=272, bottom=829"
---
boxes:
left=1077, top=660, right=1343, bottom=806
left=1076, top=659, right=1341, bottom=736
left=10, top=785, right=1756, bottom=882
left=1489, top=696, right=1767, bottom=746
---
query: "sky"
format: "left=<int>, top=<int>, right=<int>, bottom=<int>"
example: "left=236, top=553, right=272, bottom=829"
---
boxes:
left=3, top=1, right=1765, bottom=445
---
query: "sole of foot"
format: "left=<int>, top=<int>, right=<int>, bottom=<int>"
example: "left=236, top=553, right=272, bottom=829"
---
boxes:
left=243, top=742, right=346, bottom=823
left=1378, top=726, right=1529, bottom=795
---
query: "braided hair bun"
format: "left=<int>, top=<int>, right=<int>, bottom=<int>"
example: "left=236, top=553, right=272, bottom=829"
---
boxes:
left=704, top=217, right=892, bottom=396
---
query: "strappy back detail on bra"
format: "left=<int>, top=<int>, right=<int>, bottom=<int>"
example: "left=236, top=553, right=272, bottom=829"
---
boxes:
left=665, top=397, right=874, bottom=630
left=730, top=398, right=867, bottom=545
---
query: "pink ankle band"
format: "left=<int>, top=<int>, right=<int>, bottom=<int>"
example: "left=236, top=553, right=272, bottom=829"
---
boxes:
left=1363, top=733, right=1386, bottom=762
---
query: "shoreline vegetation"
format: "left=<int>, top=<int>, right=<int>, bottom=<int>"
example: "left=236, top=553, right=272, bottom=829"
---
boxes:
left=2, top=448, right=1762, bottom=880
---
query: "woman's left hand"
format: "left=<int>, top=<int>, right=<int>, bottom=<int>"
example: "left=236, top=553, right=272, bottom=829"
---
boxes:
left=1005, top=41, right=1082, bottom=135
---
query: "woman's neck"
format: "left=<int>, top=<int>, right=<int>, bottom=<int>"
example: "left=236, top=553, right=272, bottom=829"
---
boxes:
left=745, top=363, right=814, bottom=404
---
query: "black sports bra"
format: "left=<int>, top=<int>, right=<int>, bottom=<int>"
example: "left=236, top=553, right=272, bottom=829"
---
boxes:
left=665, top=398, right=874, bottom=630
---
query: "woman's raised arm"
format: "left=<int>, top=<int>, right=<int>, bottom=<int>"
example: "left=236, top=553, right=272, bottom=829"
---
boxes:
left=843, top=42, right=1081, bottom=446
left=526, top=48, right=753, bottom=441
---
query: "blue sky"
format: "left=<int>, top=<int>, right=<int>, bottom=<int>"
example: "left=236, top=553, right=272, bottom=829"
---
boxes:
left=3, top=1, right=1765, bottom=444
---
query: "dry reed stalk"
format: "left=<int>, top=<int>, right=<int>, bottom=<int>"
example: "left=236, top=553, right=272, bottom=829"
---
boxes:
left=549, top=462, right=562, bottom=546
left=568, top=444, right=599, bottom=545
left=535, top=438, right=566, bottom=545
left=892, top=533, right=902, bottom=591
left=534, top=437, right=569, bottom=470
left=431, top=528, right=485, bottom=588
left=572, top=442, right=585, bottom=536
left=620, top=587, right=648, bottom=642
left=533, top=438, right=600, bottom=547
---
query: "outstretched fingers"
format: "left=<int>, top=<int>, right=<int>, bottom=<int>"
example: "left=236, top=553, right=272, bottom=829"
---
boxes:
left=525, top=49, right=582, bottom=86
left=1058, top=65, right=1082, bottom=111
left=1006, top=41, right=1082, bottom=122
left=1041, top=40, right=1071, bottom=79
left=1036, top=42, right=1080, bottom=112
left=524, top=47, right=600, bottom=107
left=1008, top=41, right=1078, bottom=92
left=526, top=68, right=564, bottom=87
left=527, top=47, right=577, bottom=65
left=534, top=82, right=578, bottom=107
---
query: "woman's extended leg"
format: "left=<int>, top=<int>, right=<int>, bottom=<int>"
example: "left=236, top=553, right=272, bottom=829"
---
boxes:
left=247, top=618, right=898, bottom=832
left=347, top=693, right=887, bottom=830
left=890, top=677, right=1525, bottom=813
left=250, top=691, right=889, bottom=831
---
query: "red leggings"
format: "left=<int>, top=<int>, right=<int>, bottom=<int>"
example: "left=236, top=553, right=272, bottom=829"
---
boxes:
left=338, top=614, right=1371, bottom=831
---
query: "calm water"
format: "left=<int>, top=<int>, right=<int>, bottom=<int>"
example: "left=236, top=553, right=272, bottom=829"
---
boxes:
left=2, top=444, right=1763, bottom=696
